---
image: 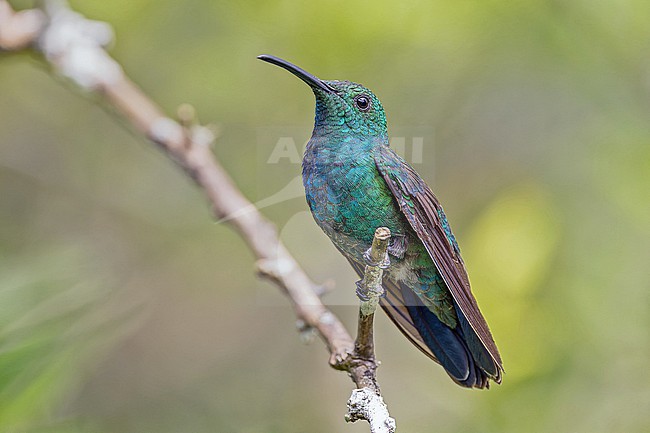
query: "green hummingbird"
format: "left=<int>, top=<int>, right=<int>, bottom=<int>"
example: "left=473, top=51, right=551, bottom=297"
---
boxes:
left=258, top=54, right=503, bottom=388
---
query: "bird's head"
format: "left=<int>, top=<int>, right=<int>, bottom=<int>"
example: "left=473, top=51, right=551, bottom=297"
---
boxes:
left=258, top=55, right=388, bottom=140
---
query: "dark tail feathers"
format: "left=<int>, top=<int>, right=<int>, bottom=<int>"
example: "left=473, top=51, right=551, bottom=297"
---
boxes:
left=403, top=289, right=497, bottom=388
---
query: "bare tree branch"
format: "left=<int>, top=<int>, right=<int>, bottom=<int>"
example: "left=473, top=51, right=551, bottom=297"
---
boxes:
left=0, top=1, right=395, bottom=430
left=344, top=228, right=395, bottom=433
left=0, top=1, right=44, bottom=50
left=347, top=388, right=395, bottom=433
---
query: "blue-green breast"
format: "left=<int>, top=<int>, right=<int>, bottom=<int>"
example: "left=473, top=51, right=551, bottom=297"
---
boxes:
left=302, top=136, right=405, bottom=259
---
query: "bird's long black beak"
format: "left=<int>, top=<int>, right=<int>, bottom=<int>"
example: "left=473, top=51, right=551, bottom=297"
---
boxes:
left=257, top=54, right=336, bottom=94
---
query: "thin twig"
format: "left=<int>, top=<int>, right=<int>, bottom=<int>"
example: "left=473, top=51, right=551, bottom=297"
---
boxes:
left=343, top=228, right=395, bottom=433
left=338, top=227, right=391, bottom=390
left=0, top=1, right=394, bottom=430
left=356, top=227, right=391, bottom=360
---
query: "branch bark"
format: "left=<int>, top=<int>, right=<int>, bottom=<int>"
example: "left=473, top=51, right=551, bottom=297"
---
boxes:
left=0, top=1, right=395, bottom=431
left=0, top=1, right=44, bottom=50
left=344, top=228, right=395, bottom=433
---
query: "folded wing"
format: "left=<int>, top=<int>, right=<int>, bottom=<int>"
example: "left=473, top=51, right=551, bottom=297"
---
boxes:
left=374, top=146, right=503, bottom=383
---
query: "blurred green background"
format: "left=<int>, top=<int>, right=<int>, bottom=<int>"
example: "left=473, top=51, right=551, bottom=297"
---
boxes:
left=1, top=0, right=649, bottom=432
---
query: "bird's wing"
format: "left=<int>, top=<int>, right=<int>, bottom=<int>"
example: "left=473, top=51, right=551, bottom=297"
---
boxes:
left=374, top=146, right=503, bottom=371
left=347, top=257, right=492, bottom=387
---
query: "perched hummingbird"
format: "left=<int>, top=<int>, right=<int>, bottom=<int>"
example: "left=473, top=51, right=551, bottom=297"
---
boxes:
left=258, top=54, right=503, bottom=388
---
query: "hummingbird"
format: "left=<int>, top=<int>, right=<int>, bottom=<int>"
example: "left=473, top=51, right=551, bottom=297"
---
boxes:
left=258, top=54, right=503, bottom=388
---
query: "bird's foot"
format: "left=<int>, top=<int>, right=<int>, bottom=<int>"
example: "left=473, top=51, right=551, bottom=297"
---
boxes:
left=363, top=248, right=390, bottom=269
left=356, top=279, right=386, bottom=301
left=355, top=279, right=370, bottom=301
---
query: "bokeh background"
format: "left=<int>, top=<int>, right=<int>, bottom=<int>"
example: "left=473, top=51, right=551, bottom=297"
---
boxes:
left=1, top=0, right=649, bottom=432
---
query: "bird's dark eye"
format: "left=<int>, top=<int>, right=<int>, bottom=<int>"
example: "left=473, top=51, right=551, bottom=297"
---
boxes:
left=354, top=95, right=371, bottom=111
